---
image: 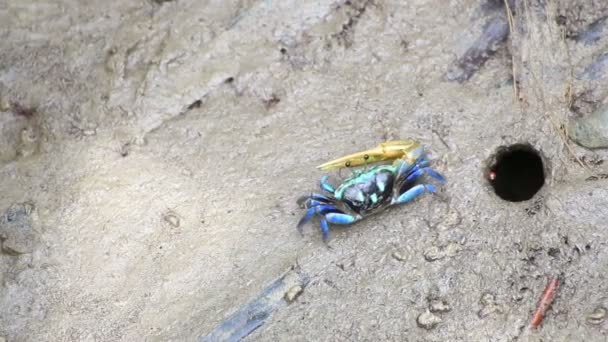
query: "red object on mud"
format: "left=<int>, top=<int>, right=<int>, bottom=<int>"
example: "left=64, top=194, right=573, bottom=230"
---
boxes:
left=530, top=276, right=559, bottom=329
left=489, top=171, right=497, bottom=181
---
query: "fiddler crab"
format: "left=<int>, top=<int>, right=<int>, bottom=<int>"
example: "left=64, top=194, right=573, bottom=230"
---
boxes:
left=297, top=140, right=445, bottom=241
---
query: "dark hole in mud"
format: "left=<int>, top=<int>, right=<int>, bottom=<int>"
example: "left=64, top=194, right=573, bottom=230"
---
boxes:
left=548, top=248, right=560, bottom=257
left=488, top=144, right=545, bottom=202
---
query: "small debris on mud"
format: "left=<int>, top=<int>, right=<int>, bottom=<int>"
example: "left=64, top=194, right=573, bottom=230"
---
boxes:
left=444, top=243, right=462, bottom=257
left=323, top=278, right=338, bottom=290
left=423, top=243, right=462, bottom=262
left=417, top=310, right=442, bottom=330
left=547, top=247, right=560, bottom=258
left=436, top=209, right=462, bottom=230
left=263, top=94, right=280, bottom=110
left=17, top=126, right=40, bottom=158
left=83, top=129, right=97, bottom=136
left=10, top=102, right=37, bottom=118
left=480, top=293, right=496, bottom=306
left=586, top=306, right=607, bottom=325
left=429, top=299, right=451, bottom=313
left=0, top=96, right=10, bottom=111
left=284, top=285, right=303, bottom=303
left=119, top=142, right=131, bottom=157
left=569, top=104, right=608, bottom=149
left=0, top=202, right=36, bottom=255
left=187, top=99, right=202, bottom=110
left=391, top=251, right=406, bottom=261
left=478, top=293, right=504, bottom=318
left=423, top=246, right=443, bottom=262
left=162, top=211, right=181, bottom=228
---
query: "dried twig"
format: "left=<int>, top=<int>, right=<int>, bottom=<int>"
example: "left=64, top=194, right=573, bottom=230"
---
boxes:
left=503, top=0, right=518, bottom=101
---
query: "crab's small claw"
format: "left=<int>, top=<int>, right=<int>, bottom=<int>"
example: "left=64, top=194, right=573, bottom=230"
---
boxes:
left=316, top=140, right=423, bottom=171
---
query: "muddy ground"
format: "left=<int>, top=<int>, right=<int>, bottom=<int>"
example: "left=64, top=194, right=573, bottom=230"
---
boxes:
left=1, top=0, right=608, bottom=341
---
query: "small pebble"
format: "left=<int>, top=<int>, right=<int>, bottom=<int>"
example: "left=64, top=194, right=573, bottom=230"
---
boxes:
left=429, top=299, right=451, bottom=313
left=0, top=97, right=10, bottom=111
left=417, top=310, right=442, bottom=330
left=20, top=126, right=37, bottom=143
left=437, top=210, right=462, bottom=230
left=478, top=293, right=503, bottom=318
left=23, top=202, right=35, bottom=215
left=569, top=104, right=608, bottom=149
left=478, top=305, right=499, bottom=319
left=444, top=242, right=462, bottom=257
left=16, top=126, right=39, bottom=158
left=163, top=212, right=180, bottom=228
left=392, top=251, right=406, bottom=261
left=0, top=336, right=6, bottom=342
left=284, top=285, right=303, bottom=303
left=587, top=306, right=607, bottom=325
left=480, top=293, right=496, bottom=306
left=0, top=203, right=36, bottom=255
left=423, top=246, right=444, bottom=262
left=83, top=129, right=96, bottom=136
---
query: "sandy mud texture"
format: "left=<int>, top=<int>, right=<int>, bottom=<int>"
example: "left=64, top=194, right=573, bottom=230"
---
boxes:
left=1, top=0, right=608, bottom=341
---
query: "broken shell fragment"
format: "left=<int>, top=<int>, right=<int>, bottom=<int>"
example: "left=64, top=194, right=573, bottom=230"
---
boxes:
left=587, top=306, right=607, bottom=325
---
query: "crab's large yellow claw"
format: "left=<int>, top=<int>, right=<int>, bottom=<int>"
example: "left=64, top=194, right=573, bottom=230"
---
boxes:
left=316, top=140, right=422, bottom=171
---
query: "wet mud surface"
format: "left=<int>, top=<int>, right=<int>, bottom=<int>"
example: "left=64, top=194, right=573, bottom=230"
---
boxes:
left=1, top=0, right=608, bottom=341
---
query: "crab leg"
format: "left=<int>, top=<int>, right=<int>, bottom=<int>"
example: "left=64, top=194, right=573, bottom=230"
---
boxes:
left=296, top=197, right=361, bottom=241
left=392, top=157, right=444, bottom=204
left=321, top=211, right=361, bottom=241
left=393, top=184, right=437, bottom=205
left=400, top=163, right=446, bottom=184
left=325, top=212, right=358, bottom=225
left=297, top=207, right=316, bottom=234
left=296, top=204, right=339, bottom=233
left=316, top=140, right=423, bottom=171
left=319, top=218, right=330, bottom=241
left=297, top=192, right=333, bottom=206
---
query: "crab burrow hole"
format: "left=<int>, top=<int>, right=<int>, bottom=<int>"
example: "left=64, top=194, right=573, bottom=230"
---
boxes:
left=487, top=144, right=545, bottom=202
